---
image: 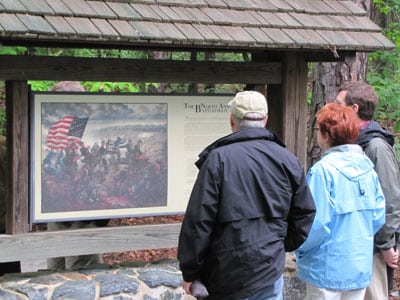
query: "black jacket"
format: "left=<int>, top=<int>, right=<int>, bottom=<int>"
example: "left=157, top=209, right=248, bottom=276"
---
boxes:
left=178, top=127, right=315, bottom=299
left=357, top=120, right=394, bottom=148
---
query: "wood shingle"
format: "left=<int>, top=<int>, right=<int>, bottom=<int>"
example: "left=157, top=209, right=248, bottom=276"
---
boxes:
left=0, top=0, right=394, bottom=52
left=268, top=0, right=293, bottom=11
left=250, top=0, right=280, bottom=11
left=109, top=19, right=138, bottom=38
left=91, top=18, right=119, bottom=37
left=45, top=0, right=73, bottom=16
left=133, top=4, right=162, bottom=20
left=107, top=2, right=141, bottom=19
left=0, top=0, right=26, bottom=13
left=65, top=16, right=102, bottom=36
left=262, top=27, right=294, bottom=47
left=18, top=0, right=55, bottom=15
left=132, top=20, right=168, bottom=39
left=202, top=7, right=232, bottom=25
left=186, top=0, right=207, bottom=7
left=0, top=13, right=27, bottom=33
left=258, top=11, right=290, bottom=27
left=296, top=29, right=330, bottom=48
left=170, top=6, right=196, bottom=23
left=45, top=16, right=76, bottom=35
left=182, top=7, right=212, bottom=23
left=17, top=14, right=56, bottom=34
left=87, top=1, right=118, bottom=19
left=340, top=1, right=368, bottom=14
left=224, top=0, right=259, bottom=10
left=192, top=23, right=219, bottom=42
left=245, top=26, right=274, bottom=44
left=63, top=0, right=97, bottom=17
left=275, top=13, right=302, bottom=28
left=323, top=1, right=352, bottom=14
left=177, top=23, right=205, bottom=41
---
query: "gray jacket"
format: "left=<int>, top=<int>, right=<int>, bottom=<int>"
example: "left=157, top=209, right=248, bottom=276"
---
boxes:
left=358, top=121, right=400, bottom=250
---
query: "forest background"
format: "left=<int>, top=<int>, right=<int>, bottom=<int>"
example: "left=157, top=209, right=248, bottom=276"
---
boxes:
left=0, top=0, right=399, bottom=265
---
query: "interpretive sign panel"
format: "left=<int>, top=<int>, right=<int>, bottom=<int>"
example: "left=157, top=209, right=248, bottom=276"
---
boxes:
left=30, top=93, right=232, bottom=222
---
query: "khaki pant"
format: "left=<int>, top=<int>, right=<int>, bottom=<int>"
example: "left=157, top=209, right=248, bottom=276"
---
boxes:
left=364, top=252, right=388, bottom=300
left=305, top=284, right=366, bottom=300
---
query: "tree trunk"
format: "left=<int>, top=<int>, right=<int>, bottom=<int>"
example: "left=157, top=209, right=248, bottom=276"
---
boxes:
left=306, top=0, right=372, bottom=169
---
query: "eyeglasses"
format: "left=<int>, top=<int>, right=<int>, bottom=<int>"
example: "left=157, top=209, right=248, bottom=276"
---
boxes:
left=313, top=127, right=320, bottom=131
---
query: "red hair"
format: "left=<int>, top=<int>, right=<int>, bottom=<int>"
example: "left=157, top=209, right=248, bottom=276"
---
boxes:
left=316, top=103, right=359, bottom=146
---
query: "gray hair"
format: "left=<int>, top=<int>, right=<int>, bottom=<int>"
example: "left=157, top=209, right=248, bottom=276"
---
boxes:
left=51, top=81, right=85, bottom=92
left=232, top=112, right=266, bottom=129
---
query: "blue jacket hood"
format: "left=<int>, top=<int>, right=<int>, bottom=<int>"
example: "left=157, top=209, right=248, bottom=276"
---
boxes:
left=322, top=144, right=374, bottom=181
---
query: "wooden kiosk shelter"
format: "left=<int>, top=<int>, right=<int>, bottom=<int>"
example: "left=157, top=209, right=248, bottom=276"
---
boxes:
left=0, top=0, right=394, bottom=264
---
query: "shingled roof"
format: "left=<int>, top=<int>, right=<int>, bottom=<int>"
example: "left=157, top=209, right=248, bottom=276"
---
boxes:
left=0, top=0, right=395, bottom=52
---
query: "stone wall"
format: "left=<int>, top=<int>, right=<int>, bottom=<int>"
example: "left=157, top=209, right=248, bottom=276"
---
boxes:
left=0, top=254, right=306, bottom=300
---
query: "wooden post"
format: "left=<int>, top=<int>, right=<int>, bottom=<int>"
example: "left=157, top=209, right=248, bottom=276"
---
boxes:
left=250, top=53, right=283, bottom=138
left=266, top=84, right=284, bottom=140
left=281, top=53, right=308, bottom=166
left=253, top=52, right=308, bottom=166
left=5, top=81, right=29, bottom=234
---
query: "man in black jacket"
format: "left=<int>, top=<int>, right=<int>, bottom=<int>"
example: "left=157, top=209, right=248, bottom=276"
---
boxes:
left=178, top=90, right=316, bottom=299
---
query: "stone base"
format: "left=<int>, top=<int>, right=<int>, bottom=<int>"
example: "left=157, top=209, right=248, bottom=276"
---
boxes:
left=0, top=257, right=306, bottom=300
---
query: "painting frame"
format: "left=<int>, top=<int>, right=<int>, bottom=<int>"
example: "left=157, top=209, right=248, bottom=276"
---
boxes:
left=30, top=92, right=232, bottom=223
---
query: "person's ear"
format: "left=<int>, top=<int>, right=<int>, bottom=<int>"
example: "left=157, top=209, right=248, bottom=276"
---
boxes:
left=319, top=131, right=331, bottom=150
left=230, top=114, right=235, bottom=132
left=352, top=103, right=359, bottom=113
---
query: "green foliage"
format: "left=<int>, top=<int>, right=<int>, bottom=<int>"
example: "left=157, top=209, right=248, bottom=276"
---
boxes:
left=368, top=0, right=400, bottom=132
left=83, top=82, right=142, bottom=93
left=0, top=46, right=27, bottom=55
left=369, top=0, right=400, bottom=159
left=215, top=52, right=246, bottom=62
left=0, top=46, right=152, bottom=59
left=202, top=84, right=244, bottom=94
left=29, top=81, right=57, bottom=92
left=171, top=52, right=191, bottom=60
left=374, top=0, right=400, bottom=16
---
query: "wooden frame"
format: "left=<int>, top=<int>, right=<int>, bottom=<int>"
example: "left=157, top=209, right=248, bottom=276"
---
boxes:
left=0, top=51, right=315, bottom=263
left=0, top=223, right=181, bottom=262
left=0, top=56, right=282, bottom=84
left=0, top=0, right=390, bottom=270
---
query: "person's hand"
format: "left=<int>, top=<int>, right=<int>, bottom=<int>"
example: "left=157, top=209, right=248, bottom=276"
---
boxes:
left=182, top=280, right=193, bottom=295
left=381, top=248, right=399, bottom=269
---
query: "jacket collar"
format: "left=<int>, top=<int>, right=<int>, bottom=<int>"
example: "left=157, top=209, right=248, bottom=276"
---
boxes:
left=195, top=127, right=285, bottom=169
left=357, top=120, right=394, bottom=148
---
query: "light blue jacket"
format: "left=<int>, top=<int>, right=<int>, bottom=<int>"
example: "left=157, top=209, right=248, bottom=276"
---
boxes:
left=296, top=144, right=385, bottom=290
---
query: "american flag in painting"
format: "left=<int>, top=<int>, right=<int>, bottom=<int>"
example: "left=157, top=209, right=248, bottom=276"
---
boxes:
left=46, top=115, right=88, bottom=150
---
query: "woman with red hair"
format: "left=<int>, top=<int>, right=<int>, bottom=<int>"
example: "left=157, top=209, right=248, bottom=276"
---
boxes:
left=296, top=103, right=386, bottom=299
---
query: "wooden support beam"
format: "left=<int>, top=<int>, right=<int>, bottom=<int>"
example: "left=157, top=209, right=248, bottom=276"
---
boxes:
left=0, top=56, right=282, bottom=84
left=266, top=84, right=284, bottom=140
left=303, top=50, right=351, bottom=62
left=281, top=53, right=308, bottom=166
left=0, top=223, right=181, bottom=262
left=249, top=53, right=282, bottom=138
left=5, top=81, right=29, bottom=234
